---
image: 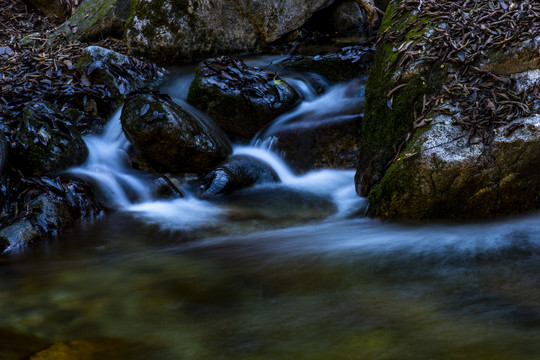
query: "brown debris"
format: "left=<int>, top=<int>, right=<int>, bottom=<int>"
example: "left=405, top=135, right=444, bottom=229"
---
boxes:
left=384, top=0, right=540, bottom=145
left=0, top=0, right=126, bottom=139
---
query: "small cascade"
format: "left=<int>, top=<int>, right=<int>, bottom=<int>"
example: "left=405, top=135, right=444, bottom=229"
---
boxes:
left=254, top=79, right=365, bottom=142
left=233, top=145, right=365, bottom=218
left=68, top=108, right=151, bottom=208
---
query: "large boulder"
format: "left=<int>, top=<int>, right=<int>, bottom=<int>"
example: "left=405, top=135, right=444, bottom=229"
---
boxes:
left=52, top=0, right=131, bottom=41
left=356, top=0, right=540, bottom=220
left=121, top=91, right=232, bottom=173
left=10, top=102, right=88, bottom=176
left=187, top=57, right=300, bottom=140
left=199, top=155, right=280, bottom=197
left=124, top=0, right=336, bottom=63
left=76, top=46, right=165, bottom=106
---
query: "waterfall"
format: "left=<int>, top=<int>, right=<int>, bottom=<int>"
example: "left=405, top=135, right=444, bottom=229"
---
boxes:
left=68, top=108, right=151, bottom=208
left=68, top=64, right=366, bottom=230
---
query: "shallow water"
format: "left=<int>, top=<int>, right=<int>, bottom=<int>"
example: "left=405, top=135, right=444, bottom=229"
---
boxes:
left=3, top=57, right=540, bottom=359
left=2, top=206, right=540, bottom=359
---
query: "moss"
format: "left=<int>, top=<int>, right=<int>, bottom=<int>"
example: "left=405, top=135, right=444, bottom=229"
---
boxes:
left=51, top=0, right=118, bottom=42
left=358, top=1, right=446, bottom=196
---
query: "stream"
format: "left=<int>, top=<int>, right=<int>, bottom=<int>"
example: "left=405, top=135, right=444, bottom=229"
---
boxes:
left=1, top=58, right=540, bottom=359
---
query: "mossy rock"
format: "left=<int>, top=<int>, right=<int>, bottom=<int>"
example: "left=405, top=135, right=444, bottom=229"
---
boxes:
left=10, top=102, right=88, bottom=176
left=355, top=1, right=445, bottom=196
left=187, top=57, right=300, bottom=140
left=121, top=91, right=232, bottom=173
left=368, top=113, right=540, bottom=220
left=76, top=46, right=165, bottom=106
left=356, top=0, right=540, bottom=220
left=51, top=0, right=131, bottom=42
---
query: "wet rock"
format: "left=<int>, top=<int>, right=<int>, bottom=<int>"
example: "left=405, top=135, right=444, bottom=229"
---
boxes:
left=199, top=155, right=280, bottom=197
left=52, top=0, right=130, bottom=42
left=330, top=0, right=370, bottom=33
left=187, top=57, right=300, bottom=140
left=76, top=46, right=165, bottom=106
left=0, top=220, right=40, bottom=253
left=125, top=0, right=337, bottom=63
left=357, top=0, right=540, bottom=220
left=24, top=0, right=74, bottom=23
left=275, top=44, right=374, bottom=82
left=10, top=101, right=88, bottom=176
left=0, top=132, right=7, bottom=175
left=267, top=115, right=361, bottom=174
left=121, top=91, right=232, bottom=173
left=1, top=177, right=104, bottom=253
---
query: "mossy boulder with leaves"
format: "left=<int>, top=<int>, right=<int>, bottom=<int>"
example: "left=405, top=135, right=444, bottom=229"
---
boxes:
left=10, top=101, right=88, bottom=177
left=77, top=46, right=165, bottom=107
left=356, top=0, right=540, bottom=220
left=187, top=57, right=300, bottom=140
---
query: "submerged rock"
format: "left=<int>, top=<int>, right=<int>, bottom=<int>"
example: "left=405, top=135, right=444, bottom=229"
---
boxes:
left=356, top=0, right=540, bottom=220
left=187, top=57, right=300, bottom=140
left=77, top=46, right=165, bottom=106
left=0, top=328, right=50, bottom=360
left=121, top=91, right=232, bottom=173
left=52, top=0, right=130, bottom=42
left=10, top=101, right=88, bottom=176
left=199, top=155, right=280, bottom=197
left=275, top=44, right=374, bottom=82
left=25, top=338, right=160, bottom=360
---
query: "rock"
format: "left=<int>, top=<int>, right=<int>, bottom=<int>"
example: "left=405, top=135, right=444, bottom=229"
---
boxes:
left=1, top=177, right=104, bottom=253
left=275, top=44, right=374, bottom=82
left=10, top=101, right=88, bottom=176
left=52, top=0, right=131, bottom=42
left=265, top=115, right=361, bottom=174
left=121, top=91, right=232, bottom=173
left=356, top=0, right=540, bottom=220
left=125, top=0, right=337, bottom=63
left=0, top=132, right=8, bottom=175
left=368, top=113, right=540, bottom=220
left=0, top=220, right=40, bottom=253
left=258, top=79, right=364, bottom=173
left=24, top=0, right=75, bottom=23
left=187, top=57, right=300, bottom=140
left=76, top=46, right=165, bottom=106
left=199, top=155, right=280, bottom=197
left=330, top=0, right=370, bottom=33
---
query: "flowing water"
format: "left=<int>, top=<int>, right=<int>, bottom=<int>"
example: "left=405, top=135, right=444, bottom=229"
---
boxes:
left=1, top=60, right=540, bottom=359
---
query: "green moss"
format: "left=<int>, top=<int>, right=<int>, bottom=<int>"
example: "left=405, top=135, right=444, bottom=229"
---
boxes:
left=357, top=1, right=446, bottom=196
left=51, top=0, right=117, bottom=42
